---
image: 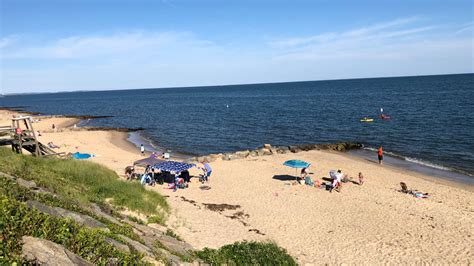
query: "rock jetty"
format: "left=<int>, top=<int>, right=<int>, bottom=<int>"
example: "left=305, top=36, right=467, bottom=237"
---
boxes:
left=187, top=142, right=363, bottom=163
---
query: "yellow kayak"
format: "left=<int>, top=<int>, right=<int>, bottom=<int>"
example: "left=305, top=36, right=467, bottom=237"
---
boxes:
left=360, top=118, right=374, bottom=122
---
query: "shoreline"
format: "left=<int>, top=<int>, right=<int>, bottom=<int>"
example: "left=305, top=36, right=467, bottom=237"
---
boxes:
left=1, top=106, right=473, bottom=187
left=1, top=109, right=473, bottom=264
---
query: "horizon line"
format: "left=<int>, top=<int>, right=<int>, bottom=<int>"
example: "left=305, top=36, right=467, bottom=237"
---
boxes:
left=2, top=72, right=472, bottom=96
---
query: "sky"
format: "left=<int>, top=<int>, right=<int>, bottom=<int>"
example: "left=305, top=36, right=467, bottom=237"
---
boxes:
left=0, top=0, right=473, bottom=93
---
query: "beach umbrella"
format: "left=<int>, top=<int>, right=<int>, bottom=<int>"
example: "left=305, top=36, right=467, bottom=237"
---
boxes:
left=153, top=161, right=196, bottom=174
left=283, top=160, right=311, bottom=179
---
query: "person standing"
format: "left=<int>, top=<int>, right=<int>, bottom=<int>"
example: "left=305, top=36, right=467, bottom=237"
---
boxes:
left=140, top=144, right=145, bottom=156
left=378, top=146, right=383, bottom=164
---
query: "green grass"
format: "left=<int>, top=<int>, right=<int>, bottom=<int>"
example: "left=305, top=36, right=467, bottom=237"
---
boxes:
left=195, top=241, right=297, bottom=265
left=0, top=148, right=168, bottom=218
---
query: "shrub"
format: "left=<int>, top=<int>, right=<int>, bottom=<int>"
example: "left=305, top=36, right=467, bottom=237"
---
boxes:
left=195, top=241, right=296, bottom=265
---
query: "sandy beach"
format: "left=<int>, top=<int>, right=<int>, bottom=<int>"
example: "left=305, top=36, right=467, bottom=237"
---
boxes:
left=1, top=110, right=472, bottom=264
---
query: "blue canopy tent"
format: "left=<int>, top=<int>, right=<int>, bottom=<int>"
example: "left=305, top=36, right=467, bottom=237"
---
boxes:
left=153, top=161, right=196, bottom=174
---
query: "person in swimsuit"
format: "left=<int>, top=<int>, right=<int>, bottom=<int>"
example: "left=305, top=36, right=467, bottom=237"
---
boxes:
left=378, top=146, right=383, bottom=164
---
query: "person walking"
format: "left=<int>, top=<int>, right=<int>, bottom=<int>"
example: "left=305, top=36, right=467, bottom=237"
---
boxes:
left=378, top=146, right=383, bottom=164
left=140, top=144, right=145, bottom=156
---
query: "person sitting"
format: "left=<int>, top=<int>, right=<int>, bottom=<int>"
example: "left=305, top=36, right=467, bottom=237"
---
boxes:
left=299, top=167, right=309, bottom=184
left=125, top=166, right=135, bottom=180
left=181, top=170, right=191, bottom=183
left=330, top=169, right=346, bottom=192
left=358, top=172, right=364, bottom=185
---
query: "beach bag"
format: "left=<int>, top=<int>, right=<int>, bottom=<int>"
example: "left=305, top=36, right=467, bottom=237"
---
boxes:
left=304, top=176, right=314, bottom=186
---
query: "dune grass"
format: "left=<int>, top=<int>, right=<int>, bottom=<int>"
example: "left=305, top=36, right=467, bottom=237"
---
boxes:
left=0, top=148, right=168, bottom=218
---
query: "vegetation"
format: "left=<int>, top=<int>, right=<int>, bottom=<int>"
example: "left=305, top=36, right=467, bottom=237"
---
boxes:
left=0, top=148, right=168, bottom=218
left=165, top=229, right=183, bottom=241
left=147, top=215, right=166, bottom=225
left=195, top=241, right=297, bottom=265
left=0, top=194, right=144, bottom=264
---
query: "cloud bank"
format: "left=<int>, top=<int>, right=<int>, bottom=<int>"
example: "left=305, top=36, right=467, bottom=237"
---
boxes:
left=1, top=17, right=473, bottom=93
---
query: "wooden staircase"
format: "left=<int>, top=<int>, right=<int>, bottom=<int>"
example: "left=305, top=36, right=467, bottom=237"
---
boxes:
left=9, top=116, right=63, bottom=157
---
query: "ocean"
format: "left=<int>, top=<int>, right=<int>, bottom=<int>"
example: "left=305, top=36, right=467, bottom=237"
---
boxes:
left=1, top=74, right=473, bottom=182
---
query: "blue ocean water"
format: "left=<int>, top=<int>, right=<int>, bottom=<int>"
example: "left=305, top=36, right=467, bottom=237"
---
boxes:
left=1, top=74, right=473, bottom=177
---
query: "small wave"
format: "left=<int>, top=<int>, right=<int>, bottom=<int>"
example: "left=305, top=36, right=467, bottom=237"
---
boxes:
left=404, top=157, right=452, bottom=171
left=363, top=147, right=452, bottom=171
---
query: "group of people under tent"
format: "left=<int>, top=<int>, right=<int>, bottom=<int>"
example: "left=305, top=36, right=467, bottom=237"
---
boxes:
left=125, top=162, right=212, bottom=190
left=297, top=166, right=364, bottom=193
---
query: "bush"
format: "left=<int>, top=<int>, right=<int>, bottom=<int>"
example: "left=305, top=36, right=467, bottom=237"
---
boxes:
left=0, top=148, right=168, bottom=217
left=194, top=241, right=296, bottom=265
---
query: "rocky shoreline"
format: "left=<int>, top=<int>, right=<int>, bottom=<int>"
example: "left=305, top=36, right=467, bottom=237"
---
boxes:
left=188, top=142, right=363, bottom=163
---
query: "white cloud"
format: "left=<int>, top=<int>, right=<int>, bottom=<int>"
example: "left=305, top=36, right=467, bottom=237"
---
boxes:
left=2, top=31, right=215, bottom=60
left=1, top=18, right=473, bottom=93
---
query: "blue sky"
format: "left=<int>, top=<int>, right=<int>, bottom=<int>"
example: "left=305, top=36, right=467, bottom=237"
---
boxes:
left=1, top=0, right=473, bottom=93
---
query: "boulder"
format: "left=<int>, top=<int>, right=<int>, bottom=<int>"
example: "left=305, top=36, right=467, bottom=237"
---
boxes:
left=234, top=150, right=250, bottom=159
left=119, top=235, right=153, bottom=256
left=22, top=236, right=93, bottom=265
left=276, top=146, right=290, bottom=154
left=87, top=203, right=123, bottom=226
left=222, top=153, right=236, bottom=161
left=249, top=150, right=258, bottom=157
left=263, top=144, right=272, bottom=149
left=209, top=153, right=223, bottom=161
left=288, top=146, right=301, bottom=153
left=26, top=201, right=108, bottom=230
left=105, top=237, right=130, bottom=253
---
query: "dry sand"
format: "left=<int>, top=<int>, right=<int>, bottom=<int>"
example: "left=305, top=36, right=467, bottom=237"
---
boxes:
left=1, top=110, right=472, bottom=264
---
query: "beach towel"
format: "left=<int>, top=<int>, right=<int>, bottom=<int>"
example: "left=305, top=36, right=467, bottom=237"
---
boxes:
left=73, top=152, right=92, bottom=159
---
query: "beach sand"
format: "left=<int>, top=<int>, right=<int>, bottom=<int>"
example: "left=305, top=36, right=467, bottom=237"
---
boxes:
left=1, top=110, right=472, bottom=264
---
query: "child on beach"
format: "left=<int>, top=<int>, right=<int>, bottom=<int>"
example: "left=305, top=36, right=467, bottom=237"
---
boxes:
left=358, top=172, right=364, bottom=185
left=140, top=144, right=145, bottom=156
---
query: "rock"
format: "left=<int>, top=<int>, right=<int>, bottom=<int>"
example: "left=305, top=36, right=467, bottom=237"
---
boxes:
left=234, top=150, right=250, bottom=159
left=105, top=237, right=130, bottom=253
left=249, top=150, right=258, bottom=157
left=87, top=203, right=123, bottom=226
left=196, top=156, right=207, bottom=163
left=119, top=235, right=153, bottom=256
left=22, top=236, right=93, bottom=265
left=263, top=144, right=272, bottom=149
left=297, top=144, right=315, bottom=151
left=222, top=153, right=235, bottom=161
left=16, top=178, right=37, bottom=189
left=288, top=146, right=301, bottom=153
left=276, top=146, right=290, bottom=154
left=155, top=235, right=194, bottom=257
left=26, top=200, right=108, bottom=230
left=147, top=223, right=168, bottom=234
left=208, top=153, right=222, bottom=161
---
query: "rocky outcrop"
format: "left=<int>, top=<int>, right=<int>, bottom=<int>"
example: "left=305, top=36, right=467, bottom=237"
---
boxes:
left=26, top=200, right=108, bottom=230
left=187, top=142, right=363, bottom=163
left=22, top=236, right=94, bottom=265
